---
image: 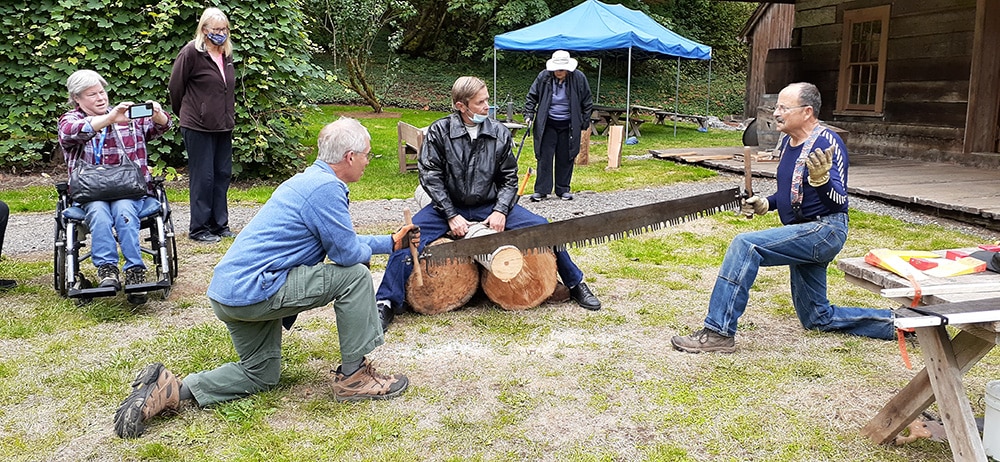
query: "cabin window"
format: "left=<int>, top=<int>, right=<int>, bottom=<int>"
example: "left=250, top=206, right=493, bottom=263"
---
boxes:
left=836, top=6, right=890, bottom=115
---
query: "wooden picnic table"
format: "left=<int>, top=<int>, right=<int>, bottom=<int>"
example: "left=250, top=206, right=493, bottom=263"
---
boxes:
left=592, top=105, right=646, bottom=137
left=837, top=248, right=1000, bottom=462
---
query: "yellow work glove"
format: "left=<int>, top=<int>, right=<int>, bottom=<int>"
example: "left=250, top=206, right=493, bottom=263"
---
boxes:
left=392, top=224, right=420, bottom=251
left=741, top=195, right=769, bottom=217
left=806, top=147, right=833, bottom=187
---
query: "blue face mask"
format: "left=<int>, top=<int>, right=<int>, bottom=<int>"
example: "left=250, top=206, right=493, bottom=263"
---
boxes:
left=471, top=112, right=488, bottom=124
left=207, top=33, right=228, bottom=46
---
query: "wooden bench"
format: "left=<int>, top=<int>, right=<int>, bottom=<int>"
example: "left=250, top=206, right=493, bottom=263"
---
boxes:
left=653, top=111, right=709, bottom=130
left=397, top=121, right=424, bottom=173
left=624, top=117, right=648, bottom=138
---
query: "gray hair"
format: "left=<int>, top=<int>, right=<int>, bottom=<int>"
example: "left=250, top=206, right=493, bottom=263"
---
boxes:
left=451, top=76, right=486, bottom=109
left=317, top=117, right=370, bottom=164
left=66, top=69, right=108, bottom=105
left=789, top=82, right=822, bottom=115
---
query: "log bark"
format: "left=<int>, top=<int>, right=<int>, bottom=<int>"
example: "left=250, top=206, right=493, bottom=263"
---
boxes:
left=481, top=249, right=557, bottom=311
left=406, top=238, right=479, bottom=315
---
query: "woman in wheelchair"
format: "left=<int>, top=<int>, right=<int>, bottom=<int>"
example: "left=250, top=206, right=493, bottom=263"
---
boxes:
left=57, top=70, right=172, bottom=300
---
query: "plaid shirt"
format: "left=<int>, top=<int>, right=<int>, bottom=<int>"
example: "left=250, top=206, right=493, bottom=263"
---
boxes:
left=58, top=108, right=172, bottom=191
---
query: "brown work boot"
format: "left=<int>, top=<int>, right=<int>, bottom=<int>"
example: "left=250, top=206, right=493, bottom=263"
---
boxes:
left=331, top=358, right=409, bottom=402
left=671, top=328, right=736, bottom=354
left=113, top=363, right=181, bottom=438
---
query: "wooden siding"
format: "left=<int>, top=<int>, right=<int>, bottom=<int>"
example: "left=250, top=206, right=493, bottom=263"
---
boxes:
left=792, top=0, right=989, bottom=165
left=741, top=4, right=795, bottom=117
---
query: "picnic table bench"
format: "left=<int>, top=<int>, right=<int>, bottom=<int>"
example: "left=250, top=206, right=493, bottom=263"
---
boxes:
left=837, top=248, right=1000, bottom=461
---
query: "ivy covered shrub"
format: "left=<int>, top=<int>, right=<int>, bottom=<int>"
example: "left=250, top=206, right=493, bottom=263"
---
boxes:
left=0, top=0, right=322, bottom=178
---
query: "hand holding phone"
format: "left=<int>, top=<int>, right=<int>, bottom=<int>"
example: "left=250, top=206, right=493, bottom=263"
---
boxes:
left=127, top=102, right=154, bottom=119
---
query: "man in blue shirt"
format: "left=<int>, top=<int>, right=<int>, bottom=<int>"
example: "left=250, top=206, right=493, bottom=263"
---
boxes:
left=113, top=117, right=420, bottom=438
left=671, top=82, right=894, bottom=354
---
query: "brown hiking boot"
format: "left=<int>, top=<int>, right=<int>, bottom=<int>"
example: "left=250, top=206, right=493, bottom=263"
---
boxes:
left=331, top=358, right=409, bottom=402
left=671, top=328, right=736, bottom=354
left=113, top=363, right=181, bottom=438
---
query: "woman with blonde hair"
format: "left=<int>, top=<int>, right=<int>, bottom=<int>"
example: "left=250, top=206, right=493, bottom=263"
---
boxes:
left=169, top=7, right=237, bottom=243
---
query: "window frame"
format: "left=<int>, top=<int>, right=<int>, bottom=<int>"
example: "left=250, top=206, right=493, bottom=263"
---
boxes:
left=835, top=5, right=891, bottom=116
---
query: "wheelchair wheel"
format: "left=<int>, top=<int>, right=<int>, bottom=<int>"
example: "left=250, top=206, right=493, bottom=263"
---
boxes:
left=53, top=218, right=68, bottom=297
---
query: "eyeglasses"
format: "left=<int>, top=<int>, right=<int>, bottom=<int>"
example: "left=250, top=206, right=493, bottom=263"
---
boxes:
left=774, top=104, right=808, bottom=114
left=206, top=27, right=229, bottom=34
left=352, top=149, right=374, bottom=161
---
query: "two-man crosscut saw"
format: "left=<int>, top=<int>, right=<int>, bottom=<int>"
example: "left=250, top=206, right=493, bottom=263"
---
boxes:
left=420, top=188, right=742, bottom=266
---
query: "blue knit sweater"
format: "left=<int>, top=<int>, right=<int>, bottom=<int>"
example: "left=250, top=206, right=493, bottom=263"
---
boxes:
left=207, top=160, right=392, bottom=306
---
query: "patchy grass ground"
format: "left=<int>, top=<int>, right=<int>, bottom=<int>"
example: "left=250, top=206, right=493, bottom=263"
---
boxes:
left=0, top=197, right=996, bottom=461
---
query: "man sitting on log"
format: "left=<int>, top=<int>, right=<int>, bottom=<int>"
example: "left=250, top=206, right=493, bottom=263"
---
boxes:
left=375, top=76, right=602, bottom=331
left=670, top=82, right=895, bottom=354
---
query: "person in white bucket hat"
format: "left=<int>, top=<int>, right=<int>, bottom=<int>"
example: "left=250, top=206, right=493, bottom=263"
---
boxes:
left=525, top=50, right=592, bottom=202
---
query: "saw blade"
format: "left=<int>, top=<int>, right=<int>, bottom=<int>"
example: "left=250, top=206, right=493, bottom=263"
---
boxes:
left=421, top=187, right=742, bottom=265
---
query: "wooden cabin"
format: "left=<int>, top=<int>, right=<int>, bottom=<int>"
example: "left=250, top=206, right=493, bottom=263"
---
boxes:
left=744, top=0, right=1000, bottom=167
left=739, top=3, right=796, bottom=118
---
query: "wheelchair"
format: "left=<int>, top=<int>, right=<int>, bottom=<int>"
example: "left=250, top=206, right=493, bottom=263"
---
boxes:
left=53, top=178, right=178, bottom=303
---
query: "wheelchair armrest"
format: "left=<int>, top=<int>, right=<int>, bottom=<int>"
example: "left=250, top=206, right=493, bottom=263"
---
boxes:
left=55, top=182, right=69, bottom=194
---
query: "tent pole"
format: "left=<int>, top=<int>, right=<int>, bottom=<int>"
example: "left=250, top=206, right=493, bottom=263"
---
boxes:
left=596, top=58, right=602, bottom=104
left=493, top=48, right=497, bottom=112
left=626, top=46, right=632, bottom=146
left=674, top=57, right=680, bottom=137
left=705, top=59, right=712, bottom=124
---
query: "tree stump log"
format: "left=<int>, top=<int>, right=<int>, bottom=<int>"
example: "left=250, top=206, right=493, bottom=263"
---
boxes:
left=406, top=237, right=479, bottom=315
left=481, top=249, right=557, bottom=311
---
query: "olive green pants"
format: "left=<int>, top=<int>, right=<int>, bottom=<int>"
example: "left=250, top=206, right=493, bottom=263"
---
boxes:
left=183, top=262, right=383, bottom=406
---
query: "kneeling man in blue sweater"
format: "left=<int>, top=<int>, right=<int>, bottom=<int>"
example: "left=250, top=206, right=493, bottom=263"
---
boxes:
left=113, top=117, right=420, bottom=439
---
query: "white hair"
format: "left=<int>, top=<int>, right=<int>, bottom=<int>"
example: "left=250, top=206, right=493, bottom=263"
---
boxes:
left=317, top=117, right=370, bottom=164
left=66, top=69, right=107, bottom=105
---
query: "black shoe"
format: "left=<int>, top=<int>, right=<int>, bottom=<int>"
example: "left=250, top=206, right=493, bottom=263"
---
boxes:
left=559, top=193, right=574, bottom=201
left=569, top=282, right=601, bottom=311
left=189, top=232, right=221, bottom=243
left=529, top=193, right=547, bottom=202
left=124, top=267, right=148, bottom=305
left=215, top=229, right=237, bottom=238
left=377, top=301, right=394, bottom=333
left=97, top=264, right=121, bottom=291
left=0, top=279, right=16, bottom=291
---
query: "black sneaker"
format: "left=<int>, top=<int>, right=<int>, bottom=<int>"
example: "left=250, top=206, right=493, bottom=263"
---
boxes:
left=559, top=193, right=574, bottom=201
left=124, top=267, right=148, bottom=305
left=97, top=264, right=121, bottom=291
left=529, top=193, right=547, bottom=202
left=0, top=279, right=16, bottom=291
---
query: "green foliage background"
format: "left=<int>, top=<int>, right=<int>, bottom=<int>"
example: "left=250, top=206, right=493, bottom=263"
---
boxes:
left=0, top=0, right=320, bottom=178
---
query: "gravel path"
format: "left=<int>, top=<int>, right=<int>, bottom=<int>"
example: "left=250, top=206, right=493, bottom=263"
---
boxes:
left=5, top=165, right=999, bottom=257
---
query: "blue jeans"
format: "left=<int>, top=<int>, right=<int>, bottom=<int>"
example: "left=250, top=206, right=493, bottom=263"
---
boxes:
left=704, top=212, right=894, bottom=340
left=376, top=203, right=584, bottom=311
left=82, top=198, right=145, bottom=270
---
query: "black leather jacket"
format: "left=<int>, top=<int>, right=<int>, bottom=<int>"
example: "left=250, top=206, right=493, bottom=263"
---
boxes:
left=418, top=112, right=519, bottom=219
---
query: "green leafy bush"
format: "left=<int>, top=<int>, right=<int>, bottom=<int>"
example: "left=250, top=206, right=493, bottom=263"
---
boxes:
left=0, top=0, right=322, bottom=178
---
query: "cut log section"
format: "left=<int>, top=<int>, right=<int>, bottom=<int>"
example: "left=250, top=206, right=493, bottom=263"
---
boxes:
left=465, top=223, right=524, bottom=281
left=406, top=237, right=479, bottom=315
left=481, top=248, right=557, bottom=311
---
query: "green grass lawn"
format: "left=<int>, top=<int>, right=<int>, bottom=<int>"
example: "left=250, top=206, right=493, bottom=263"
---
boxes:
left=0, top=104, right=741, bottom=210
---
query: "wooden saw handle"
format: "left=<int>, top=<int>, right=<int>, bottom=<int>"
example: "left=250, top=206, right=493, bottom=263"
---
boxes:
left=404, top=208, right=423, bottom=286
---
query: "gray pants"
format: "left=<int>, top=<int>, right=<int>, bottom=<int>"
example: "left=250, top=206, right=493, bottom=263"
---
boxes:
left=183, top=262, right=383, bottom=406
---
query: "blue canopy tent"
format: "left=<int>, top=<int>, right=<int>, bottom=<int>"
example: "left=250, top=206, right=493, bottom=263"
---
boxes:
left=493, top=0, right=712, bottom=137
